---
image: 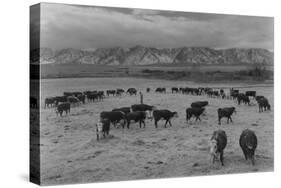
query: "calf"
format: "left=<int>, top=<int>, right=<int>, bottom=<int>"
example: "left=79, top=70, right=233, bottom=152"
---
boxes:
left=56, top=102, right=71, bottom=116
left=239, top=129, right=258, bottom=165
left=100, top=111, right=126, bottom=128
left=96, top=119, right=110, bottom=140
left=209, top=130, right=227, bottom=166
left=217, top=107, right=236, bottom=125
left=257, top=97, right=271, bottom=112
left=125, top=111, right=146, bottom=128
left=153, top=109, right=178, bottom=128
left=191, top=101, right=208, bottom=108
left=186, top=107, right=205, bottom=123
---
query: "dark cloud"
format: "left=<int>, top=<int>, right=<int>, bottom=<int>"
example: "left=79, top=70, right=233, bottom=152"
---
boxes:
left=39, top=3, right=274, bottom=51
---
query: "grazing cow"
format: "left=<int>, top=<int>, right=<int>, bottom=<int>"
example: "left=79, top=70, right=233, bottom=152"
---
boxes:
left=67, top=96, right=80, bottom=106
left=171, top=87, right=179, bottom=93
left=146, top=88, right=150, bottom=93
left=245, top=91, right=256, bottom=98
left=257, top=97, right=271, bottom=112
left=191, top=101, right=208, bottom=108
left=30, top=96, right=38, bottom=109
left=100, top=111, right=126, bottom=128
left=112, top=107, right=131, bottom=115
left=116, top=89, right=125, bottom=96
left=96, top=119, right=110, bottom=140
left=45, top=97, right=56, bottom=108
left=217, top=107, right=236, bottom=125
left=237, top=94, right=250, bottom=105
left=186, top=107, right=205, bottom=123
left=125, top=111, right=146, bottom=128
left=153, top=109, right=178, bottom=128
left=239, top=129, right=258, bottom=165
left=155, top=87, right=166, bottom=93
left=209, top=130, right=227, bottom=166
left=127, top=88, right=137, bottom=95
left=56, top=102, right=70, bottom=116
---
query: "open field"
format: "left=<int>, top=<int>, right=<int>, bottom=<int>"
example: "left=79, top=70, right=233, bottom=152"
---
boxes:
left=40, top=64, right=273, bottom=82
left=37, top=77, right=273, bottom=185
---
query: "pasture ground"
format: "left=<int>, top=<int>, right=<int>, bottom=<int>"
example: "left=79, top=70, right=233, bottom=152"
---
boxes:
left=37, top=77, right=273, bottom=185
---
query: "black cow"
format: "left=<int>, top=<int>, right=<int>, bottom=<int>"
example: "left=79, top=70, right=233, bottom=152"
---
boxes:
left=125, top=111, right=146, bottom=128
left=131, top=104, right=155, bottom=112
left=67, top=96, right=80, bottom=106
left=56, top=102, right=71, bottom=116
left=237, top=94, right=250, bottom=105
left=146, top=88, right=150, bottom=93
left=191, top=101, right=208, bottom=108
left=131, top=104, right=155, bottom=119
left=257, top=97, right=271, bottom=112
left=255, top=95, right=265, bottom=101
left=96, top=119, right=110, bottom=140
left=217, top=107, right=236, bottom=125
left=45, top=97, right=56, bottom=108
left=230, top=89, right=239, bottom=100
left=153, top=109, right=178, bottom=128
left=30, top=96, right=38, bottom=109
left=209, top=130, right=227, bottom=166
left=155, top=88, right=166, bottom=93
left=186, top=107, right=205, bottom=123
left=106, top=90, right=116, bottom=96
left=127, top=88, right=137, bottom=95
left=245, top=91, right=256, bottom=98
left=112, top=107, right=131, bottom=114
left=239, top=129, right=258, bottom=165
left=100, top=111, right=126, bottom=128
left=171, top=87, right=179, bottom=93
left=54, top=96, right=68, bottom=106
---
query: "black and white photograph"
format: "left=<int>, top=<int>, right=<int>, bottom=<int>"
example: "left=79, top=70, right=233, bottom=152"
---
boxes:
left=30, top=2, right=274, bottom=186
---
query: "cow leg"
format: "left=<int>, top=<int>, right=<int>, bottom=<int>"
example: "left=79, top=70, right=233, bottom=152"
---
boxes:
left=139, top=121, right=142, bottom=128
left=97, top=133, right=99, bottom=141
left=242, top=149, right=248, bottom=160
left=143, top=120, right=146, bottom=128
left=168, top=120, right=172, bottom=127
left=227, top=117, right=229, bottom=124
left=154, top=120, right=158, bottom=128
left=229, top=116, right=233, bottom=123
left=218, top=117, right=221, bottom=125
left=164, top=120, right=169, bottom=128
left=220, top=152, right=224, bottom=166
left=127, top=121, right=130, bottom=129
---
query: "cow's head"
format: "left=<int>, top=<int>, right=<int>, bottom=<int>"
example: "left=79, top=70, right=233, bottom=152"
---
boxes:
left=172, top=112, right=179, bottom=118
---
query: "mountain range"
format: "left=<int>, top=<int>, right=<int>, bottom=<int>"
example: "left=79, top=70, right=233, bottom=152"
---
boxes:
left=30, top=46, right=274, bottom=65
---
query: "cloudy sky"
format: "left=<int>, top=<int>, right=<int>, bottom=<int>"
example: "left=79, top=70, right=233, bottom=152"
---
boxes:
left=35, top=3, right=274, bottom=51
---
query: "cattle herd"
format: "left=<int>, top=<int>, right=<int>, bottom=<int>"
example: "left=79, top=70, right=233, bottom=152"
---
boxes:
left=40, top=86, right=271, bottom=166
